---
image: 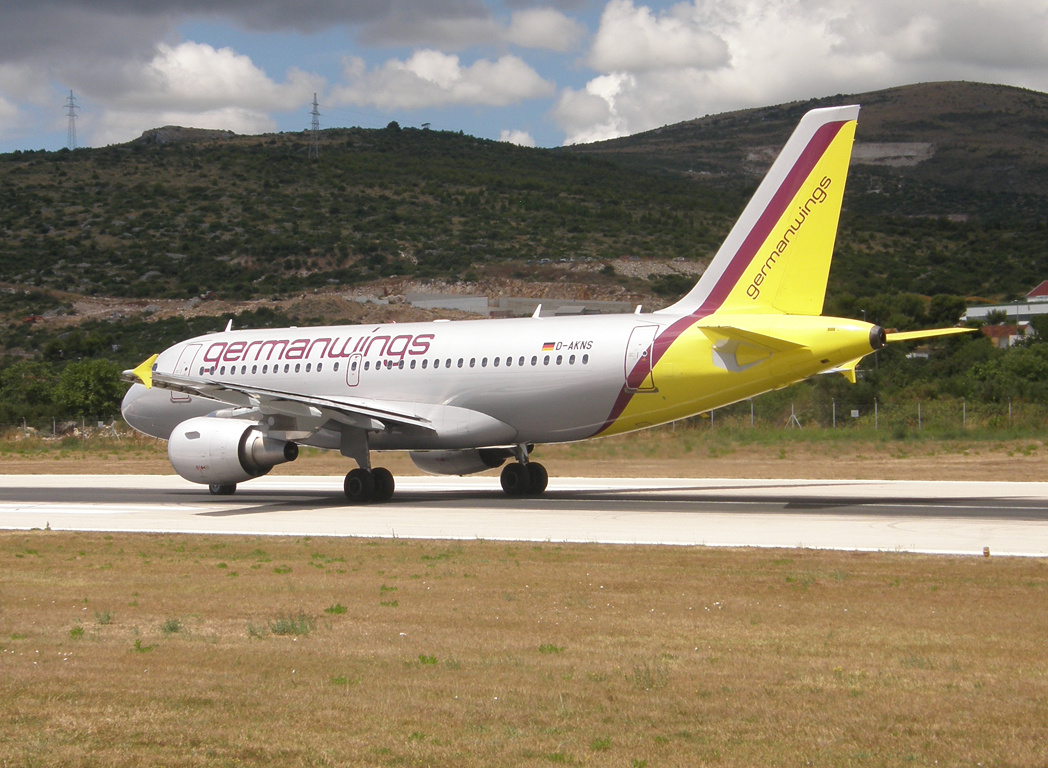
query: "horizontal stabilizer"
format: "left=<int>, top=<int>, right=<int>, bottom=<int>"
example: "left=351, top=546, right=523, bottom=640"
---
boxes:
left=885, top=328, right=976, bottom=343
left=700, top=325, right=806, bottom=353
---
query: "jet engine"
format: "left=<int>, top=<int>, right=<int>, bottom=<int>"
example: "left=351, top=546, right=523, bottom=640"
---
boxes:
left=409, top=448, right=513, bottom=476
left=168, top=416, right=298, bottom=486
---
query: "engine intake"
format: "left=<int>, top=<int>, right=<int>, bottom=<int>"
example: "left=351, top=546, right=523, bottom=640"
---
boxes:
left=409, top=448, right=513, bottom=476
left=168, top=416, right=298, bottom=486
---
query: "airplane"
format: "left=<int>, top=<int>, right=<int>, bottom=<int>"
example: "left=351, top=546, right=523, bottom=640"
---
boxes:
left=120, top=104, right=972, bottom=502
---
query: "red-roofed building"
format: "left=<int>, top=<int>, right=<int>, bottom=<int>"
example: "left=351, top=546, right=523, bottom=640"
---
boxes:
left=1027, top=281, right=1048, bottom=301
left=981, top=322, right=1034, bottom=349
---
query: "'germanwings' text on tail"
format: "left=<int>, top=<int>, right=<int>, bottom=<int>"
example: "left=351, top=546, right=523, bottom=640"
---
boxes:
left=121, top=105, right=973, bottom=503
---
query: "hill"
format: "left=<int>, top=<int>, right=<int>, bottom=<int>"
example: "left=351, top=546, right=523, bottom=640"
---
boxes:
left=0, top=81, right=1046, bottom=346
left=564, top=81, right=1048, bottom=217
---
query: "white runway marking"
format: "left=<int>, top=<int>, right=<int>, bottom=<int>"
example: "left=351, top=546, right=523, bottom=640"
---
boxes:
left=1, top=475, right=1047, bottom=557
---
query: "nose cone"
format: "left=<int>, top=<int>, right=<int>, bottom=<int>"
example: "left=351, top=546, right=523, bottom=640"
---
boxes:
left=122, top=384, right=222, bottom=440
left=121, top=384, right=180, bottom=439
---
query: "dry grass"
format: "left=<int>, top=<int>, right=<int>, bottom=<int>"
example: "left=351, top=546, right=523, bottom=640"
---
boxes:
left=4, top=427, right=1048, bottom=481
left=2, top=532, right=1048, bottom=766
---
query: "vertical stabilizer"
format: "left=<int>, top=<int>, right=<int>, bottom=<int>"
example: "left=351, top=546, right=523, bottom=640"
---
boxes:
left=659, top=105, right=859, bottom=318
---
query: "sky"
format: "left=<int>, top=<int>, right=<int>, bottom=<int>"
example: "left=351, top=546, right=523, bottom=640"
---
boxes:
left=1, top=0, right=1047, bottom=152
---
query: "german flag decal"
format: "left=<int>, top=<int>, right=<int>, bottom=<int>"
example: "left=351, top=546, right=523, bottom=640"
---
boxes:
left=542, top=342, right=556, bottom=351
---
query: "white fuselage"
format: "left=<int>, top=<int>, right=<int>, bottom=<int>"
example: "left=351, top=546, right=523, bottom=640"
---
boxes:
left=122, top=312, right=665, bottom=450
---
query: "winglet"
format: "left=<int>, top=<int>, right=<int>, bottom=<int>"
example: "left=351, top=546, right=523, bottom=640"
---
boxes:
left=532, top=304, right=542, bottom=319
left=129, top=354, right=159, bottom=389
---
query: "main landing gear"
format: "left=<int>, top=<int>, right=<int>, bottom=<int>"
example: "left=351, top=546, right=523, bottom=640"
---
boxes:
left=209, top=483, right=237, bottom=496
left=344, top=466, right=395, bottom=504
left=500, top=461, right=548, bottom=496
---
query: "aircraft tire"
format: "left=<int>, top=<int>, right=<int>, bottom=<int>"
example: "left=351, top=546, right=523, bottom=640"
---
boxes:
left=526, top=462, right=548, bottom=495
left=372, top=467, right=395, bottom=502
left=500, top=463, right=529, bottom=495
left=344, top=468, right=375, bottom=503
left=209, top=483, right=237, bottom=496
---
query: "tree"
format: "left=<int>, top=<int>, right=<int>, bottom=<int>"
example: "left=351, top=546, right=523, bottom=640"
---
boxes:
left=928, top=294, right=967, bottom=326
left=54, top=359, right=124, bottom=420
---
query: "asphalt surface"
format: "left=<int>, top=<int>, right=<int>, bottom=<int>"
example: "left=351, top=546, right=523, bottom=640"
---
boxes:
left=2, top=475, right=1048, bottom=556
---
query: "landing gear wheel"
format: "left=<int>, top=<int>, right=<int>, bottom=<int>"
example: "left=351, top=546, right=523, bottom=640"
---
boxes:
left=500, top=463, right=530, bottom=496
left=209, top=483, right=236, bottom=496
left=372, top=467, right=395, bottom=502
left=526, top=462, right=548, bottom=495
left=344, top=468, right=375, bottom=503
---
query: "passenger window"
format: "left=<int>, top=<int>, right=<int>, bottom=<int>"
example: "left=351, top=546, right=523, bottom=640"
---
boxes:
left=220, top=366, right=226, bottom=375
left=531, top=356, right=537, bottom=366
left=446, top=359, right=452, bottom=368
left=493, top=357, right=499, bottom=367
left=333, top=362, right=339, bottom=371
left=469, top=358, right=476, bottom=368
left=481, top=357, right=487, bottom=367
left=262, top=365, right=268, bottom=374
left=305, top=363, right=311, bottom=373
left=284, top=364, right=290, bottom=373
left=410, top=360, right=416, bottom=369
left=364, top=361, right=370, bottom=371
left=317, top=363, right=323, bottom=372
left=422, top=359, right=428, bottom=369
left=351, top=361, right=357, bottom=371
left=199, top=367, right=204, bottom=375
left=398, top=360, right=404, bottom=369
left=569, top=355, right=575, bottom=364
left=457, top=358, right=464, bottom=368
left=251, top=365, right=257, bottom=374
left=295, top=364, right=300, bottom=373
left=543, top=355, right=550, bottom=365
left=432, top=359, right=438, bottom=369
left=582, top=354, right=589, bottom=364
left=556, top=355, right=562, bottom=365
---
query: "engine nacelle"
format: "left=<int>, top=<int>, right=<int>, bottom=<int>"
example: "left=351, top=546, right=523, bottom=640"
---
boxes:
left=168, top=416, right=298, bottom=486
left=409, top=448, right=512, bottom=476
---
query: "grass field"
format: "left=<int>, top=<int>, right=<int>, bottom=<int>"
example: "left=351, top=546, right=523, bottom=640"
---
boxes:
left=4, top=423, right=1048, bottom=481
left=2, top=531, right=1047, bottom=767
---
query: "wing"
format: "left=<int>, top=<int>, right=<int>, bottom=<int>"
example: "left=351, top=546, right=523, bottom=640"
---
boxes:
left=122, top=360, right=434, bottom=436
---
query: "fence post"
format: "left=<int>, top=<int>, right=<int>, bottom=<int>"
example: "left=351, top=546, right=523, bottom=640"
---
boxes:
left=750, top=399, right=754, bottom=427
left=874, top=399, right=878, bottom=430
left=1009, top=398, right=1012, bottom=427
left=710, top=409, right=714, bottom=429
left=963, top=399, right=966, bottom=429
left=918, top=401, right=922, bottom=431
left=832, top=398, right=836, bottom=428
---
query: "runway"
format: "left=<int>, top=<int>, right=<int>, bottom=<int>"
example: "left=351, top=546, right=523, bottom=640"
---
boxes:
left=2, top=474, right=1048, bottom=556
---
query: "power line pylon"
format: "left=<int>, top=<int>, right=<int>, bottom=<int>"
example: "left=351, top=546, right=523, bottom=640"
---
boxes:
left=308, top=93, right=321, bottom=160
left=64, top=90, right=80, bottom=150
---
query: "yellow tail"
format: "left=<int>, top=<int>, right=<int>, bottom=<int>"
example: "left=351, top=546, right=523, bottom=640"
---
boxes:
left=659, top=105, right=859, bottom=318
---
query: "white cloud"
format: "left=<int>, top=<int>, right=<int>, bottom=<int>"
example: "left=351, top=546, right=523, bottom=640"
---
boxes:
left=555, top=0, right=1048, bottom=145
left=506, top=8, right=587, bottom=52
left=74, top=41, right=324, bottom=144
left=331, top=50, right=555, bottom=110
left=114, top=41, right=322, bottom=113
left=360, top=5, right=586, bottom=52
left=553, top=73, right=633, bottom=144
left=88, top=107, right=279, bottom=147
left=500, top=128, right=536, bottom=146
left=0, top=94, right=20, bottom=138
left=588, top=0, right=728, bottom=72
